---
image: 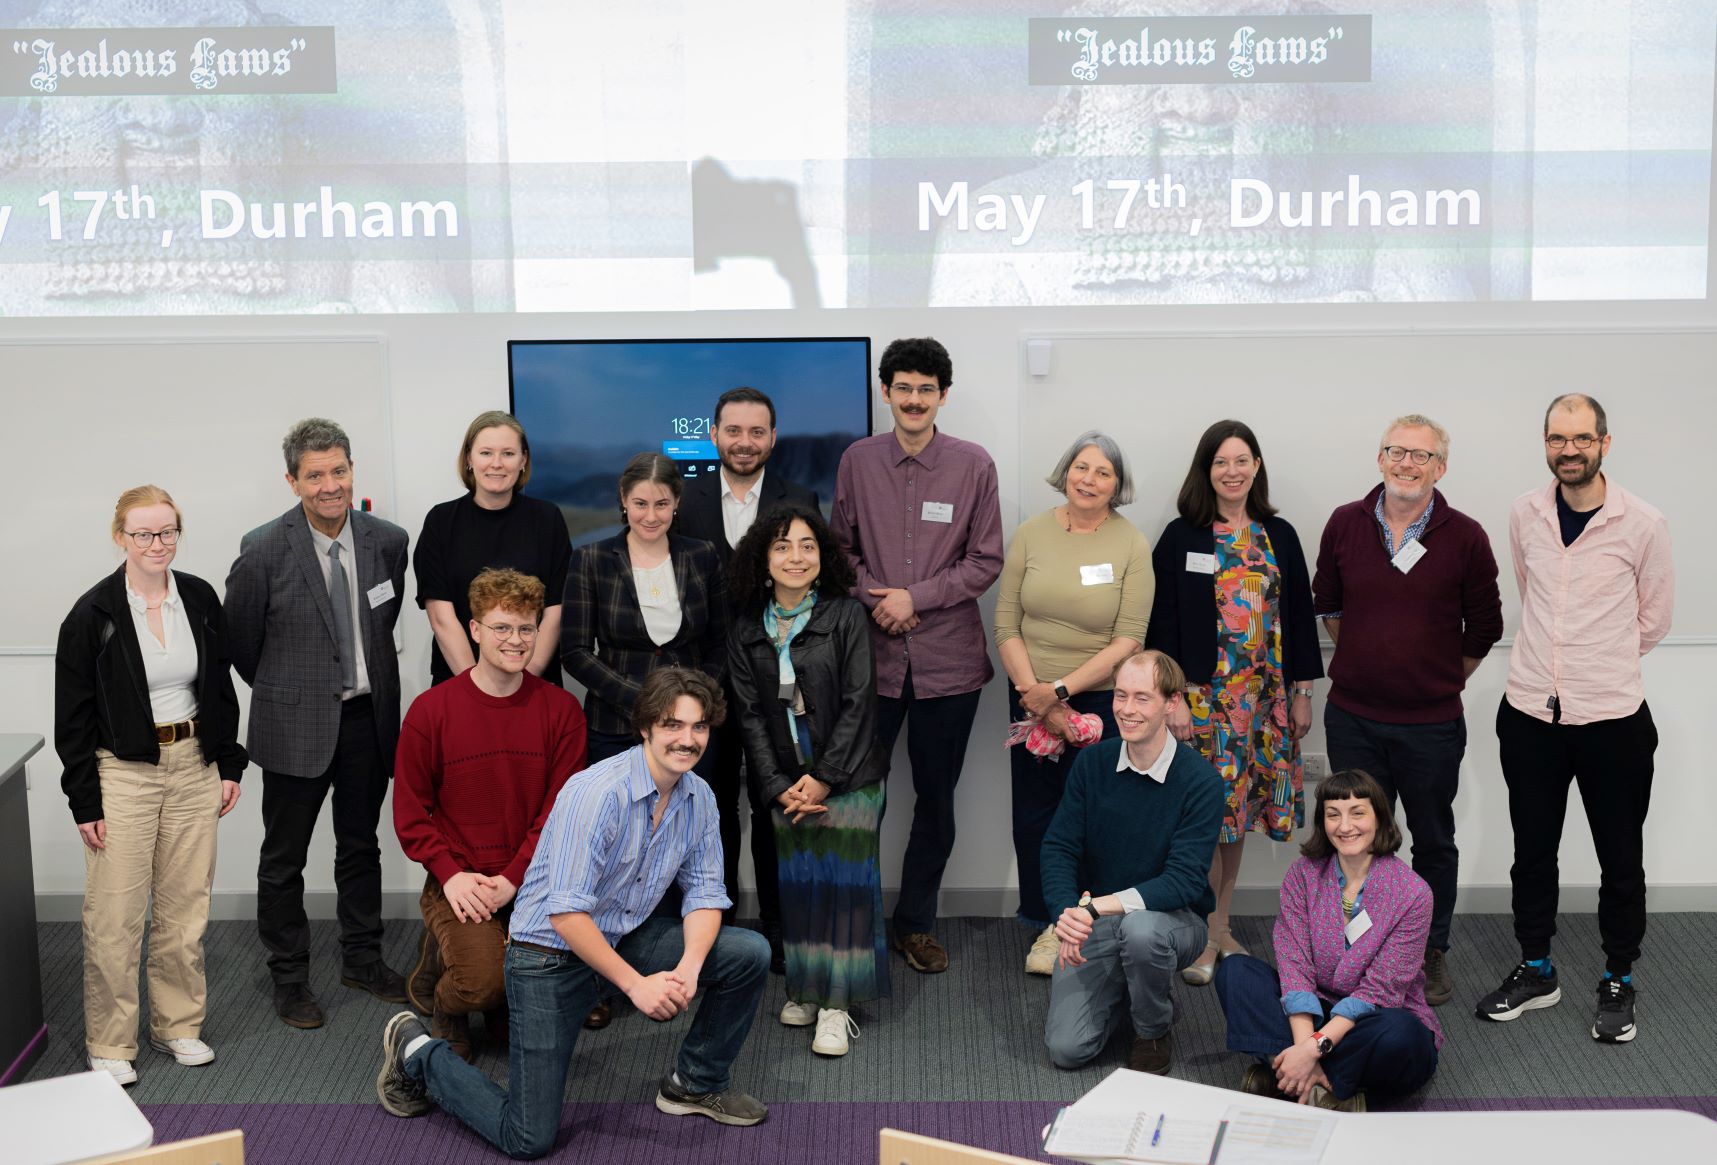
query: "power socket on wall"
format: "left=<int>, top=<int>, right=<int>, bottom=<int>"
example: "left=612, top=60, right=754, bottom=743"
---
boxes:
left=1302, top=752, right=1330, bottom=782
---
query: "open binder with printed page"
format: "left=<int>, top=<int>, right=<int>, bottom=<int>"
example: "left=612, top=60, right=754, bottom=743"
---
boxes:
left=1041, top=1108, right=1227, bottom=1164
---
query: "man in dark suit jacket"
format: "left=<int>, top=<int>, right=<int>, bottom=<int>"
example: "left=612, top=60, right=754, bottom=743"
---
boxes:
left=671, top=387, right=817, bottom=965
left=226, top=417, right=410, bottom=1029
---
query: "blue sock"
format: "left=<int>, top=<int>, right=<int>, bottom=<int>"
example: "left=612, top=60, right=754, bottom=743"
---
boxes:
left=1603, top=971, right=1632, bottom=985
left=1525, top=956, right=1553, bottom=977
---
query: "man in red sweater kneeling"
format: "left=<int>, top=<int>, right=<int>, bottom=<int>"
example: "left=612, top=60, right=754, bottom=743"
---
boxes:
left=394, top=568, right=588, bottom=1057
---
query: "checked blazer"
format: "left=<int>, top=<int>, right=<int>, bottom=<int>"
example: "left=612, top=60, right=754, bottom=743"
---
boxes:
left=561, top=531, right=728, bottom=736
left=224, top=505, right=409, bottom=778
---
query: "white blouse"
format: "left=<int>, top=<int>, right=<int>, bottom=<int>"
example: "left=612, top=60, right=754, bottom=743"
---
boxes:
left=632, top=558, right=682, bottom=647
left=125, top=571, right=199, bottom=725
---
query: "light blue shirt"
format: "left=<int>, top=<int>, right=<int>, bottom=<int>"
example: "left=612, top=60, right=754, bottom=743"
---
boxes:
left=508, top=745, right=730, bottom=949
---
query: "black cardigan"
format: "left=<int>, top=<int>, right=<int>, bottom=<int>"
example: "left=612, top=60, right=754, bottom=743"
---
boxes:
left=727, top=595, right=888, bottom=805
left=1144, top=515, right=1325, bottom=687
left=55, top=567, right=248, bottom=823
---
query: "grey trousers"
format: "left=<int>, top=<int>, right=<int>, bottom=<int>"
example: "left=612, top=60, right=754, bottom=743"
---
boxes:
left=1045, top=908, right=1208, bottom=1069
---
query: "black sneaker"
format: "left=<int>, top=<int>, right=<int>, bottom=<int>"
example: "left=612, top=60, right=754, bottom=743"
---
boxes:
left=655, top=1073, right=768, bottom=1126
left=1591, top=978, right=1637, bottom=1043
left=343, top=960, right=410, bottom=1005
left=376, top=1011, right=433, bottom=1117
left=1474, top=962, right=1561, bottom=1021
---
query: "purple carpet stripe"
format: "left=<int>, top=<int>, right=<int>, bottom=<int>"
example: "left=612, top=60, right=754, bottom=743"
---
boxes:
left=0, top=1024, right=48, bottom=1086
left=137, top=1097, right=1717, bottom=1164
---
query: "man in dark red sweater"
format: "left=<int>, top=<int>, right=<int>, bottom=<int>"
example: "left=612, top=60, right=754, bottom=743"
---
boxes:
left=1311, top=415, right=1503, bottom=1008
left=394, top=568, right=587, bottom=1057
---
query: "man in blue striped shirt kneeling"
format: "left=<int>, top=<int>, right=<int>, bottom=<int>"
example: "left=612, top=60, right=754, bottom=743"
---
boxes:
left=375, top=666, right=771, bottom=1159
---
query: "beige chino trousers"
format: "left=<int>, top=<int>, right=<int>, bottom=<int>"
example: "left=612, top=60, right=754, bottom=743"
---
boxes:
left=83, top=737, right=220, bottom=1060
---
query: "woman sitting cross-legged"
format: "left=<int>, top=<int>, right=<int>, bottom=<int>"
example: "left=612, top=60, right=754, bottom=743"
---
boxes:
left=727, top=503, right=890, bottom=1058
left=1215, top=769, right=1442, bottom=1112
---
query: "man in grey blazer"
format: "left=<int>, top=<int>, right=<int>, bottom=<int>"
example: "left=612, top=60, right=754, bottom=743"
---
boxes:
left=226, top=418, right=411, bottom=1029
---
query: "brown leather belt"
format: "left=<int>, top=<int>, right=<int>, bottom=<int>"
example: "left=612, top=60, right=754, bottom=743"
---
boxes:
left=508, top=938, right=568, bottom=956
left=154, top=718, right=198, bottom=744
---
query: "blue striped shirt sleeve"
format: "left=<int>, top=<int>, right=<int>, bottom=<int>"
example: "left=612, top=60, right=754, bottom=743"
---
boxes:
left=542, top=779, right=617, bottom=919
left=675, top=793, right=732, bottom=915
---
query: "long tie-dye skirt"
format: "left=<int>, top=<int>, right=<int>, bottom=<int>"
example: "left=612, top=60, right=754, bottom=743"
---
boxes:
left=774, top=779, right=890, bottom=1010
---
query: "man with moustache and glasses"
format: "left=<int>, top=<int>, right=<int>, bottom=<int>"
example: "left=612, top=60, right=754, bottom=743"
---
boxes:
left=376, top=668, right=773, bottom=1158
left=1476, top=395, right=1673, bottom=1046
left=1311, top=415, right=1503, bottom=1007
left=672, top=387, right=818, bottom=966
left=832, top=337, right=1004, bottom=976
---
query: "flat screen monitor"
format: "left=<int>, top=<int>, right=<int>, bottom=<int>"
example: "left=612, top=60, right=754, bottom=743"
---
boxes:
left=509, top=337, right=872, bottom=546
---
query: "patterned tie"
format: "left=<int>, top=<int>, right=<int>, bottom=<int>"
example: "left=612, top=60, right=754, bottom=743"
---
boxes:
left=327, top=541, right=357, bottom=691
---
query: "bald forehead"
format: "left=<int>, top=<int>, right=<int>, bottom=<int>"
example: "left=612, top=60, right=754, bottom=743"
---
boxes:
left=1547, top=402, right=1600, bottom=435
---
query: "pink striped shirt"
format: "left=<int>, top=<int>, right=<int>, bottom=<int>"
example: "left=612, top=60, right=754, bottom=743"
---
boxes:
left=1506, top=479, right=1674, bottom=726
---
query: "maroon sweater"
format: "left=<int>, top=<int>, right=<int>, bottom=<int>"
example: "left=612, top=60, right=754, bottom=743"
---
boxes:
left=1311, top=486, right=1503, bottom=723
left=394, top=671, right=588, bottom=887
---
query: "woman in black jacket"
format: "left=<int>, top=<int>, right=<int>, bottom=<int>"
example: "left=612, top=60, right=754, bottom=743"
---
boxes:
left=54, top=486, right=247, bottom=1086
left=1145, top=420, right=1323, bottom=987
left=728, top=503, right=888, bottom=1058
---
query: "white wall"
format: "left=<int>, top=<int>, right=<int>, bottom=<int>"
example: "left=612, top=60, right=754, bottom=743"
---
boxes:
left=7, top=296, right=1715, bottom=917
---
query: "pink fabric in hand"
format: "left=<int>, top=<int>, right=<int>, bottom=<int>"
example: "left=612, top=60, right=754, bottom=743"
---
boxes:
left=1005, top=702, right=1103, bottom=759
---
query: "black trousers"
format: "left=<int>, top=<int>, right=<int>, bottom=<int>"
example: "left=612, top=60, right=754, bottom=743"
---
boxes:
left=706, top=714, right=781, bottom=925
left=1495, top=698, right=1657, bottom=975
left=876, top=669, right=983, bottom=937
left=257, top=696, right=389, bottom=985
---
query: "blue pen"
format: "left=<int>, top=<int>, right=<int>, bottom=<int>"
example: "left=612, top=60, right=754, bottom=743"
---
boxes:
left=1151, top=1113, right=1165, bottom=1147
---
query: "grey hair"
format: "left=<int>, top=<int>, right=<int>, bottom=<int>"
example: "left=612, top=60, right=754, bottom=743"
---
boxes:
left=282, top=417, right=352, bottom=477
left=1380, top=414, right=1451, bottom=461
left=1045, top=429, right=1134, bottom=507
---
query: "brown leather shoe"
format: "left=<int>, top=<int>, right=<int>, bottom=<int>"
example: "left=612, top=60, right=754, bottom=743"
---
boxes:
left=583, top=999, right=613, bottom=1030
left=895, top=932, right=950, bottom=974
left=1309, top=1083, right=1368, bottom=1113
left=407, top=928, right=442, bottom=1015
left=273, top=983, right=324, bottom=1030
left=1423, top=947, right=1454, bottom=1007
left=1126, top=1032, right=1173, bottom=1075
left=432, top=1010, right=474, bottom=1062
left=1240, top=1063, right=1288, bottom=1100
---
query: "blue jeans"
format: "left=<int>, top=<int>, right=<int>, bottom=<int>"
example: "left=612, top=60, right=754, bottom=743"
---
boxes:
left=1215, top=954, right=1438, bottom=1101
left=1323, top=704, right=1465, bottom=952
left=1009, top=687, right=1117, bottom=926
left=407, top=919, right=770, bottom=1160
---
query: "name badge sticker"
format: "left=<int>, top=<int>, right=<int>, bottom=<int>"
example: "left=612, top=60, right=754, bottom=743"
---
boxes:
left=1185, top=551, right=1217, bottom=574
left=921, top=501, right=954, bottom=524
left=1079, top=562, right=1115, bottom=586
left=366, top=579, right=396, bottom=609
left=1344, top=909, right=1373, bottom=945
left=1392, top=539, right=1427, bottom=574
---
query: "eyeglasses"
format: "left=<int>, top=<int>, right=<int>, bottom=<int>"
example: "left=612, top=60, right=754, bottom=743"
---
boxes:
left=1382, top=446, right=1439, bottom=466
left=1544, top=435, right=1598, bottom=451
left=888, top=383, right=942, bottom=399
left=122, top=528, right=180, bottom=548
left=478, top=621, right=538, bottom=641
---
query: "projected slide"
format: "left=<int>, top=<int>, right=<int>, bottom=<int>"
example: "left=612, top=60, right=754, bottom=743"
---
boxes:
left=0, top=0, right=1711, bottom=315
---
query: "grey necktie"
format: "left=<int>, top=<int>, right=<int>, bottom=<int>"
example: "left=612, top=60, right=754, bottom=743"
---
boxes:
left=327, top=542, right=357, bottom=691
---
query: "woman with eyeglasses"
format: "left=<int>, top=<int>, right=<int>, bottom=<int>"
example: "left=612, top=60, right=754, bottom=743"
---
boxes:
left=54, top=485, right=247, bottom=1086
left=414, top=411, right=571, bottom=688
left=1145, top=420, right=1323, bottom=986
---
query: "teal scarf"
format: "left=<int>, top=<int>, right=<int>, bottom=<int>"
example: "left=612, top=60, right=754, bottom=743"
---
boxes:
left=763, top=589, right=818, bottom=763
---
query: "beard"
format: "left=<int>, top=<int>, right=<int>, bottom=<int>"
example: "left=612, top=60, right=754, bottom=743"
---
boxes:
left=1549, top=451, right=1603, bottom=487
left=719, top=446, right=771, bottom=478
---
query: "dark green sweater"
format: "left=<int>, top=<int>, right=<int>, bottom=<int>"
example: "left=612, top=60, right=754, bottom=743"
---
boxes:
left=1040, top=736, right=1224, bottom=920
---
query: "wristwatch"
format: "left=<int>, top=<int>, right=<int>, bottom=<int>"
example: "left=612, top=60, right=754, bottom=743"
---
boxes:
left=1309, top=1030, right=1334, bottom=1057
left=1084, top=900, right=1102, bottom=923
left=1053, top=680, right=1071, bottom=701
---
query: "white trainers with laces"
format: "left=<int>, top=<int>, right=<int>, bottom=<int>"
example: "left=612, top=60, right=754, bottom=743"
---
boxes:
left=811, top=1008, right=859, bottom=1056
left=1025, top=925, right=1060, bottom=975
left=89, top=1055, right=137, bottom=1085
left=150, top=1036, right=215, bottom=1065
left=779, top=1000, right=819, bottom=1026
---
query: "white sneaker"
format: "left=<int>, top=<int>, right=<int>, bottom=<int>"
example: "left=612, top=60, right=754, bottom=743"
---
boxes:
left=150, top=1036, right=215, bottom=1065
left=89, top=1056, right=137, bottom=1085
left=811, top=1008, right=859, bottom=1056
left=779, top=1000, right=819, bottom=1026
left=1025, top=925, right=1060, bottom=976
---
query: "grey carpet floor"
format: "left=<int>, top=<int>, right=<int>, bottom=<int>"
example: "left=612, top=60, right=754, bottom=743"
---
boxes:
left=23, top=914, right=1717, bottom=1107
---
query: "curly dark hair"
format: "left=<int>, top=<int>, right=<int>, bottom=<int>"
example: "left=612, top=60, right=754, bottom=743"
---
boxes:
left=631, top=666, right=727, bottom=737
left=728, top=503, right=856, bottom=616
left=878, top=336, right=952, bottom=392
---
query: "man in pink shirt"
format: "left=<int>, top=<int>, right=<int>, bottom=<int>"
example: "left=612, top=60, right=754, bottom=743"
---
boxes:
left=1476, top=394, right=1673, bottom=1045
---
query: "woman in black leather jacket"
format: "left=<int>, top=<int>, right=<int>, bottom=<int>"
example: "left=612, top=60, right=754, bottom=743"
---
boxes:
left=54, top=485, right=247, bottom=1086
left=728, top=503, right=889, bottom=1058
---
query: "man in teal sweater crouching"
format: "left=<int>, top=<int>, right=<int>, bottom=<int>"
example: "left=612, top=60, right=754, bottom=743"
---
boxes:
left=1041, top=649, right=1225, bottom=1075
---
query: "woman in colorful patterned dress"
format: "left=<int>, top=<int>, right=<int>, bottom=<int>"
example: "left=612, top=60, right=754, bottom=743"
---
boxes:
left=1145, top=420, right=1323, bottom=985
left=727, top=503, right=889, bottom=1058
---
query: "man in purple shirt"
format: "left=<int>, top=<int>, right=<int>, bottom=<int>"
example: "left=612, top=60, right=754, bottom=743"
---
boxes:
left=1311, top=414, right=1503, bottom=1009
left=831, top=337, right=1004, bottom=975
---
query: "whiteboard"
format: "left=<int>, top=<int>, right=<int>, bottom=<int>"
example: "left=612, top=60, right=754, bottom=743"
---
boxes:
left=3, top=337, right=393, bottom=649
left=1018, top=327, right=1710, bottom=636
